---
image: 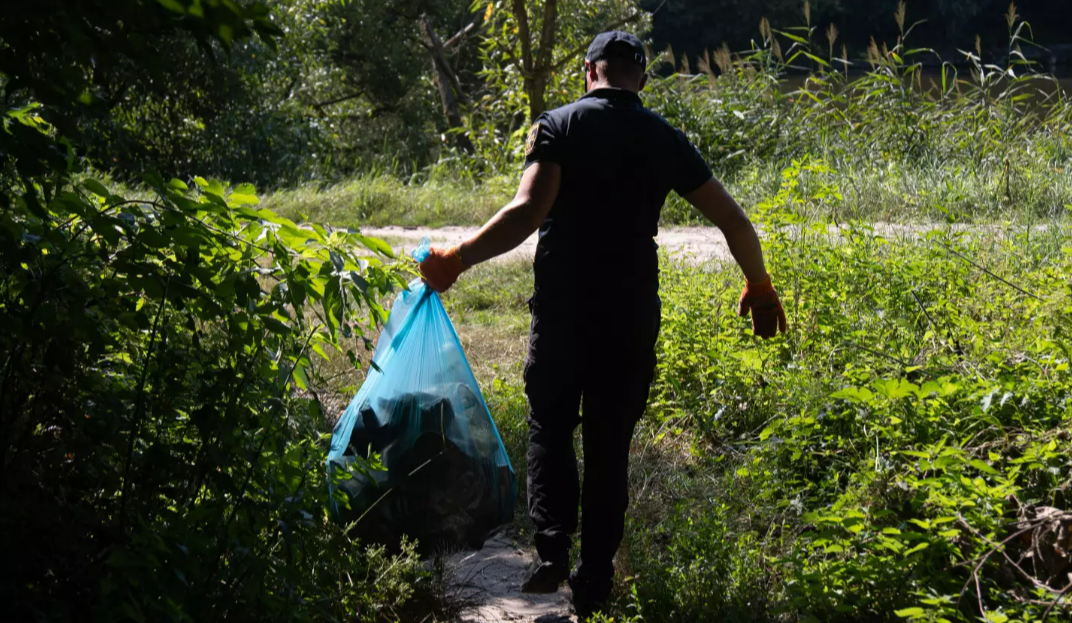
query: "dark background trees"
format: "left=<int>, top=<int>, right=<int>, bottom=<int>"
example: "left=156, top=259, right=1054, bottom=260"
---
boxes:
left=6, top=0, right=1070, bottom=188
left=644, top=0, right=1072, bottom=71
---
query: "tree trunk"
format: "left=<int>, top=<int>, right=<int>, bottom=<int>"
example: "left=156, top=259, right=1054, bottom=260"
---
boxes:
left=510, top=0, right=559, bottom=122
left=420, top=16, right=473, bottom=153
left=528, top=0, right=556, bottom=120
left=525, top=75, right=548, bottom=119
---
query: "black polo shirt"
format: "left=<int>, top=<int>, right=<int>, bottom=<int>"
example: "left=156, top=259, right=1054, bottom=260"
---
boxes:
left=523, top=88, right=712, bottom=300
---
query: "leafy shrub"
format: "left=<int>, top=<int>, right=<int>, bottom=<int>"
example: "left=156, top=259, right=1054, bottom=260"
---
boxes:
left=0, top=103, right=444, bottom=621
left=617, top=156, right=1072, bottom=622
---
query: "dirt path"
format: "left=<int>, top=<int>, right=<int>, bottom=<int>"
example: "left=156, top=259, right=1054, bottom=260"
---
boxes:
left=362, top=223, right=1031, bottom=264
left=446, top=531, right=575, bottom=623
left=363, top=225, right=735, bottom=262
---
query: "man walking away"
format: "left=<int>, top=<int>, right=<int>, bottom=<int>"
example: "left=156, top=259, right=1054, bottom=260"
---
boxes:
left=419, top=31, right=787, bottom=619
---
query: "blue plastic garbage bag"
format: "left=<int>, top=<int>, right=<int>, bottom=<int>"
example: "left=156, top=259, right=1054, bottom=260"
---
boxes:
left=327, top=240, right=515, bottom=552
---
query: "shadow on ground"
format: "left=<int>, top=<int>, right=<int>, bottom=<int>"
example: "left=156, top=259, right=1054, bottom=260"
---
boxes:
left=447, top=531, right=575, bottom=623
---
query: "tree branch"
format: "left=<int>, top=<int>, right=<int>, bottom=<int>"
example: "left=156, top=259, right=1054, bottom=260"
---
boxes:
left=548, top=8, right=649, bottom=72
left=936, top=241, right=1043, bottom=301
left=511, top=0, right=534, bottom=73
left=443, top=20, right=486, bottom=50
left=312, top=91, right=366, bottom=112
left=420, top=17, right=469, bottom=106
left=535, top=0, right=558, bottom=71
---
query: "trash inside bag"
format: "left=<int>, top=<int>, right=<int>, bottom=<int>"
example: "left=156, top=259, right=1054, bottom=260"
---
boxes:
left=327, top=240, right=515, bottom=553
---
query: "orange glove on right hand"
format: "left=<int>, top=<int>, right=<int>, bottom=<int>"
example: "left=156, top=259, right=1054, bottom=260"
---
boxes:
left=738, top=275, right=787, bottom=339
left=419, top=246, right=469, bottom=293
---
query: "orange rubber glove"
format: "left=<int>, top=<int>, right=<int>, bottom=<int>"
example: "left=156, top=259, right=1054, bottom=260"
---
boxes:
left=738, top=275, right=787, bottom=339
left=419, top=246, right=469, bottom=293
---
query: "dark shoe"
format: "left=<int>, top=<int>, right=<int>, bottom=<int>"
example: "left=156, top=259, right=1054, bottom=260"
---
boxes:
left=567, top=572, right=611, bottom=620
left=521, top=561, right=569, bottom=594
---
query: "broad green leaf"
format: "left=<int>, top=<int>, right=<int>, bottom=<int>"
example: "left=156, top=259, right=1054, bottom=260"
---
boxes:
left=205, top=179, right=226, bottom=197
left=84, top=179, right=109, bottom=197
left=969, top=459, right=999, bottom=475
left=831, top=386, right=874, bottom=404
left=311, top=342, right=331, bottom=361
left=323, top=276, right=343, bottom=340
left=904, top=542, right=930, bottom=556
left=355, top=234, right=395, bottom=258
left=291, top=363, right=309, bottom=390
left=230, top=193, right=259, bottom=206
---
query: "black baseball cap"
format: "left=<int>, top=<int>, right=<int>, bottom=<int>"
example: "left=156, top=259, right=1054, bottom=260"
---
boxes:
left=586, top=31, right=646, bottom=69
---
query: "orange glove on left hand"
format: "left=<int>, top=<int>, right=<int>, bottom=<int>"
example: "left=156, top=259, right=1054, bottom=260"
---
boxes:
left=419, top=246, right=469, bottom=293
left=738, top=275, right=787, bottom=339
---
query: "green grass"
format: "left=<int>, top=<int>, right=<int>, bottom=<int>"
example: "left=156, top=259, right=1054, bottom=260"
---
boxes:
left=360, top=218, right=1072, bottom=622
left=261, top=174, right=513, bottom=228
left=259, top=155, right=1072, bottom=230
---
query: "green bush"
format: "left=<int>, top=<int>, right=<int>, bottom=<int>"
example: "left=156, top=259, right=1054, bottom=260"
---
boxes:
left=0, top=103, right=447, bottom=621
left=616, top=158, right=1072, bottom=622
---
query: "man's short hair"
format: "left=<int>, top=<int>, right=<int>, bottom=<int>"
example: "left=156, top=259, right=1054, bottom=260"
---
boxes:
left=595, top=57, right=645, bottom=83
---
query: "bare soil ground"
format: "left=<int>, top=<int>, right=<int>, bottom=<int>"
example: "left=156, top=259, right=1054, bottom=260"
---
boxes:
left=364, top=223, right=1043, bottom=266
left=446, top=531, right=575, bottom=623
left=363, top=225, right=735, bottom=263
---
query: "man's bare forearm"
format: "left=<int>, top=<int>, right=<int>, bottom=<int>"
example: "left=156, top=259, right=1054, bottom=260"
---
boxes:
left=458, top=201, right=541, bottom=266
left=720, top=215, right=768, bottom=283
left=456, top=162, right=561, bottom=267
left=684, top=178, right=769, bottom=283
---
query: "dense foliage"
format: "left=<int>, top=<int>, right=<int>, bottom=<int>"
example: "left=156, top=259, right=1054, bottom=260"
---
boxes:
left=5, top=0, right=1069, bottom=191
left=1, top=2, right=442, bottom=621
left=265, top=2, right=1071, bottom=225
left=616, top=159, right=1072, bottom=622
left=3, top=1, right=1071, bottom=622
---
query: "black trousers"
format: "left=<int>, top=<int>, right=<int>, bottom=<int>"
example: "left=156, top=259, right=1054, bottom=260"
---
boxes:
left=523, top=292, right=660, bottom=594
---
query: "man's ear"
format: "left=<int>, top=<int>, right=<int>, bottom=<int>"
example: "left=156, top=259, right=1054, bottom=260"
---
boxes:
left=585, top=60, right=597, bottom=87
left=638, top=72, right=649, bottom=92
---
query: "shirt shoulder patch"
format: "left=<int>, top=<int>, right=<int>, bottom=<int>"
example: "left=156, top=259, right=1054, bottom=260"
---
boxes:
left=524, top=121, right=542, bottom=156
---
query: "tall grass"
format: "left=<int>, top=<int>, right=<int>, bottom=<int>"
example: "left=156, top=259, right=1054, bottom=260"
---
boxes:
left=648, top=3, right=1072, bottom=223
left=267, top=3, right=1070, bottom=228
left=261, top=173, right=512, bottom=228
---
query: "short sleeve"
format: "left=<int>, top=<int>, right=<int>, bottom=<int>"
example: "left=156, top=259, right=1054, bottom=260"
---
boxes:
left=523, top=113, right=563, bottom=169
left=672, top=130, right=713, bottom=195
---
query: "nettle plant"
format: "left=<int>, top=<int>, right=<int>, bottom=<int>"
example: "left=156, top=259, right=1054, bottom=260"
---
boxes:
left=0, top=106, right=427, bottom=622
left=771, top=371, right=1072, bottom=623
left=648, top=144, right=1072, bottom=621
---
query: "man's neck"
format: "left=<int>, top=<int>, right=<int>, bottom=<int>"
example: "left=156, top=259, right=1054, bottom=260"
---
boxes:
left=588, top=80, right=638, bottom=93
